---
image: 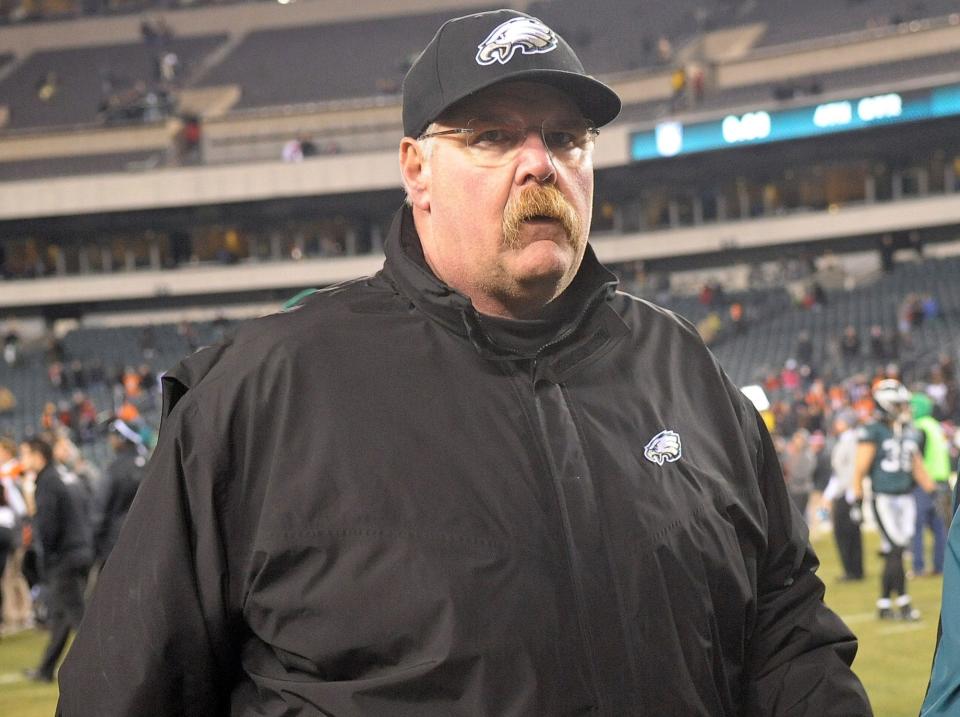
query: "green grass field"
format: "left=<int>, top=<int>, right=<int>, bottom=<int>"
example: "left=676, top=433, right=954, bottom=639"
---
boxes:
left=0, top=530, right=945, bottom=716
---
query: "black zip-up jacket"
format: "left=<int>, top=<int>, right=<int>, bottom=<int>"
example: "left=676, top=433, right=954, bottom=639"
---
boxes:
left=58, top=208, right=871, bottom=716
left=93, top=445, right=144, bottom=562
left=33, top=463, right=93, bottom=575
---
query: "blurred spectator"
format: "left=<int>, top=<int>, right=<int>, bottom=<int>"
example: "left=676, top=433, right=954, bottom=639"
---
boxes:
left=159, top=51, right=179, bottom=85
left=825, top=414, right=863, bottom=581
left=20, top=437, right=92, bottom=683
left=656, top=35, right=673, bottom=63
left=696, top=312, right=721, bottom=345
left=783, top=429, right=816, bottom=521
left=93, top=418, right=147, bottom=565
left=282, top=132, right=318, bottom=163
left=912, top=392, right=952, bottom=538
left=139, top=326, right=157, bottom=361
left=697, top=280, right=724, bottom=307
left=781, top=359, right=801, bottom=392
left=0, top=386, right=16, bottom=415
left=689, top=62, right=705, bottom=103
left=53, top=435, right=98, bottom=500
left=177, top=114, right=202, bottom=165
left=883, top=329, right=901, bottom=360
left=46, top=335, right=66, bottom=365
left=900, top=293, right=924, bottom=333
left=122, top=366, right=142, bottom=400
left=69, top=392, right=98, bottom=444
left=840, top=325, right=860, bottom=358
left=810, top=431, right=832, bottom=528
left=282, top=137, right=304, bottom=163
left=3, top=326, right=20, bottom=367
left=300, top=134, right=318, bottom=158
left=39, top=402, right=57, bottom=432
left=177, top=320, right=198, bottom=352
left=0, top=438, right=30, bottom=633
left=796, top=330, right=813, bottom=364
left=869, top=325, right=885, bottom=359
left=141, top=16, right=173, bottom=49
left=801, top=281, right=826, bottom=309
left=35, top=71, right=59, bottom=102
left=669, top=66, right=686, bottom=111
left=729, top=301, right=745, bottom=333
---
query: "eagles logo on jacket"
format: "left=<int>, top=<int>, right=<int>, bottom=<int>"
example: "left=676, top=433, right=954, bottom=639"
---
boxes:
left=58, top=207, right=871, bottom=716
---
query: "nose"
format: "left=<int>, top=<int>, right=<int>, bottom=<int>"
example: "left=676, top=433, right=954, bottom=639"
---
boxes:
left=515, top=125, right=556, bottom=185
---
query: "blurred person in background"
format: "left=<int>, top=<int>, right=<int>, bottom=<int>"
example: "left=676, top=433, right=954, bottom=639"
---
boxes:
left=853, top=379, right=935, bottom=621
left=52, top=433, right=98, bottom=503
left=910, top=392, right=950, bottom=575
left=20, top=437, right=92, bottom=682
left=809, top=430, right=832, bottom=530
left=824, top=413, right=864, bottom=581
left=913, top=392, right=954, bottom=526
left=783, top=428, right=816, bottom=522
left=0, top=437, right=30, bottom=633
left=56, top=9, right=870, bottom=716
left=92, top=418, right=147, bottom=566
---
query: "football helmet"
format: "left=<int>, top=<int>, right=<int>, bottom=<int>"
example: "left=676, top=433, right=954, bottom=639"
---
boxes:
left=873, top=378, right=912, bottom=423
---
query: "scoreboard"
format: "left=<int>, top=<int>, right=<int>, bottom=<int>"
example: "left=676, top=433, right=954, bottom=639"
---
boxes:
left=630, top=83, right=960, bottom=161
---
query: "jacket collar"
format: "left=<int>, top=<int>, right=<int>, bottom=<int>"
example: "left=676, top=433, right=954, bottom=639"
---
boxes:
left=380, top=206, right=625, bottom=367
left=34, top=463, right=58, bottom=485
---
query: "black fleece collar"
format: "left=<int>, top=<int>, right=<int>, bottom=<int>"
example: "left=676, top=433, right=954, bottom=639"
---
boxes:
left=381, top=206, right=622, bottom=361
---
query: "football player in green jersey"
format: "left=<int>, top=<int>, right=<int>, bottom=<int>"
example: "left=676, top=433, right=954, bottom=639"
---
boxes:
left=853, top=379, right=936, bottom=620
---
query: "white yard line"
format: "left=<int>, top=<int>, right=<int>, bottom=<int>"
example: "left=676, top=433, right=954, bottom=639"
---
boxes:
left=877, top=623, right=928, bottom=635
left=840, top=612, right=882, bottom=624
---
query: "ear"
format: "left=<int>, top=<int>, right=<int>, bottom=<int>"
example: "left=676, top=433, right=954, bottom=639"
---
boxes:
left=399, top=137, right=431, bottom=211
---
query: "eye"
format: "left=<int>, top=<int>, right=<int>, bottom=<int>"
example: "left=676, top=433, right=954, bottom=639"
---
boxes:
left=543, top=129, right=581, bottom=150
left=469, top=126, right=519, bottom=147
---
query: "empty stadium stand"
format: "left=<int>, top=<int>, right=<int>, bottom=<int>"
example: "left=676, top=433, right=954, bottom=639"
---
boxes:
left=0, top=149, right=162, bottom=182
left=712, top=255, right=960, bottom=385
left=731, top=0, right=960, bottom=48
left=0, top=33, right=226, bottom=130
left=197, top=9, right=498, bottom=109
left=619, top=47, right=960, bottom=125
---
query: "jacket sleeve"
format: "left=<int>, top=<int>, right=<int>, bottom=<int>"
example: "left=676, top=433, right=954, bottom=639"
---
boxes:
left=743, top=409, right=873, bottom=716
left=56, top=398, right=238, bottom=716
left=920, top=513, right=960, bottom=715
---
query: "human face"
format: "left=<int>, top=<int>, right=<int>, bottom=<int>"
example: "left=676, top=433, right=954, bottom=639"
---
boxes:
left=18, top=444, right=39, bottom=473
left=401, top=82, right=595, bottom=319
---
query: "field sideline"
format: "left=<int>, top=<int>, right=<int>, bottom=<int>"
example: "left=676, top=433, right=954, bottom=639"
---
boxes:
left=0, top=530, right=944, bottom=716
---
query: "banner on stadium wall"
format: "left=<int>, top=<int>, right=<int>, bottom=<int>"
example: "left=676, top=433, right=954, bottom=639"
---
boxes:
left=630, top=83, right=960, bottom=161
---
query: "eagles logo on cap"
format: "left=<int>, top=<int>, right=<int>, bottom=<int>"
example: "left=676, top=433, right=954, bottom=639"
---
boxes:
left=476, top=17, right=558, bottom=66
left=401, top=9, right=621, bottom=138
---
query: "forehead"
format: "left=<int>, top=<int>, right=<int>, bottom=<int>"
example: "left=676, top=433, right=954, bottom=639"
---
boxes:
left=439, top=81, right=583, bottom=122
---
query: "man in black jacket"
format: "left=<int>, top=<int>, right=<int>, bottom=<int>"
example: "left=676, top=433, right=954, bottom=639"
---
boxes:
left=21, top=437, right=92, bottom=683
left=93, top=418, right=146, bottom=564
left=57, top=9, right=872, bottom=715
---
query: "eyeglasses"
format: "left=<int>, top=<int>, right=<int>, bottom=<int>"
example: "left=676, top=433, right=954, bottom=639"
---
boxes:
left=418, top=118, right=599, bottom=167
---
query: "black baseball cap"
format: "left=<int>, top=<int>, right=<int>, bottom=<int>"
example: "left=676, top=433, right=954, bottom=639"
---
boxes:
left=402, top=9, right=621, bottom=138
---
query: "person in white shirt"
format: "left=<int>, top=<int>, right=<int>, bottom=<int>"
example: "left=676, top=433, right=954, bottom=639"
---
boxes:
left=824, top=414, right=864, bottom=581
left=0, top=437, right=30, bottom=632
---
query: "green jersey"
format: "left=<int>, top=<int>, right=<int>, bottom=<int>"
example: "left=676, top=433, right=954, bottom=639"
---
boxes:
left=857, top=421, right=920, bottom=495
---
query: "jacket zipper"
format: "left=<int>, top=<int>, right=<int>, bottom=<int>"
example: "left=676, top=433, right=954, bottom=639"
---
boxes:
left=530, top=357, right=605, bottom=714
